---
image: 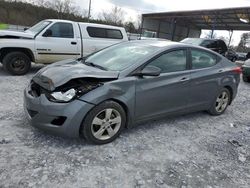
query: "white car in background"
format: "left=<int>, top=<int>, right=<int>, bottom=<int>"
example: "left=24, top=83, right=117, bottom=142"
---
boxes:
left=0, top=19, right=128, bottom=75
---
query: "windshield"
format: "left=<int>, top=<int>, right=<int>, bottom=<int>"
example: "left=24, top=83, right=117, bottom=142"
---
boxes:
left=26, top=21, right=51, bottom=34
left=85, top=42, right=160, bottom=71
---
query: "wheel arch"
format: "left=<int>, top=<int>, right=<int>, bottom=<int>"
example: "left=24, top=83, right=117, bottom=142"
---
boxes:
left=79, top=98, right=131, bottom=137
left=224, top=85, right=233, bottom=105
left=0, top=47, right=35, bottom=62
left=109, top=98, right=131, bottom=129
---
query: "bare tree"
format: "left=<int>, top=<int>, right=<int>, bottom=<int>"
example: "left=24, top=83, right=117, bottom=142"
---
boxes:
left=47, top=0, right=77, bottom=18
left=237, top=33, right=250, bottom=52
left=99, top=6, right=125, bottom=25
left=203, top=30, right=217, bottom=39
left=136, top=14, right=142, bottom=30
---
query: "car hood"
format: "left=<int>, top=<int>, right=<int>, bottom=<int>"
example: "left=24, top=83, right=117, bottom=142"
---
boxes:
left=0, top=30, right=35, bottom=39
left=32, top=59, right=119, bottom=91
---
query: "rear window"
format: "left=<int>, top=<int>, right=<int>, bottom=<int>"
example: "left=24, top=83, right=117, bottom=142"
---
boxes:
left=87, top=27, right=123, bottom=39
left=201, top=40, right=217, bottom=48
left=191, top=49, right=217, bottom=69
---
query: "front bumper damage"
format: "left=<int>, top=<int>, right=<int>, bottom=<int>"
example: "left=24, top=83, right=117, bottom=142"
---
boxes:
left=23, top=85, right=94, bottom=138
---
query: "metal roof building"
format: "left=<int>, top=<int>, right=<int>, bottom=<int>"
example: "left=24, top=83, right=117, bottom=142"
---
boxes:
left=141, top=7, right=250, bottom=43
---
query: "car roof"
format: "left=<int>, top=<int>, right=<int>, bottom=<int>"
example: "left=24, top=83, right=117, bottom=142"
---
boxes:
left=45, top=19, right=125, bottom=30
left=126, top=40, right=219, bottom=54
left=184, top=38, right=226, bottom=42
left=126, top=40, right=187, bottom=48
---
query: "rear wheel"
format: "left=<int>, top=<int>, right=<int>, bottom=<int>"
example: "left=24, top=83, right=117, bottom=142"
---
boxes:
left=80, top=101, right=126, bottom=145
left=208, top=88, right=231, bottom=116
left=2, top=52, right=31, bottom=75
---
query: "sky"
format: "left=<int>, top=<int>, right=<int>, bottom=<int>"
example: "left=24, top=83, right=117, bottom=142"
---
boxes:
left=74, top=0, right=250, bottom=46
left=58, top=0, right=250, bottom=45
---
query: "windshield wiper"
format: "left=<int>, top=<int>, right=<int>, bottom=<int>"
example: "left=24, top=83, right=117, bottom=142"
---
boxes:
left=84, top=61, right=107, bottom=71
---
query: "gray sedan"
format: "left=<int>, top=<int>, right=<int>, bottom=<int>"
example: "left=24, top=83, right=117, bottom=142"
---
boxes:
left=24, top=40, right=241, bottom=144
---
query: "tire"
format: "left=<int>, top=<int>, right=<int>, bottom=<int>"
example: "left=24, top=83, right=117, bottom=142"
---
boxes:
left=208, top=88, right=231, bottom=116
left=243, top=75, right=250, bottom=82
left=2, top=52, right=31, bottom=75
left=80, top=101, right=126, bottom=145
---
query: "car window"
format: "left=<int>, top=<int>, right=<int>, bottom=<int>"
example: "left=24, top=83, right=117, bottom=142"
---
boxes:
left=48, top=22, right=74, bottom=38
left=218, top=40, right=228, bottom=52
left=146, top=50, right=187, bottom=73
left=245, top=59, right=250, bottom=66
left=201, top=40, right=216, bottom=48
left=87, top=27, right=123, bottom=39
left=191, top=49, right=217, bottom=69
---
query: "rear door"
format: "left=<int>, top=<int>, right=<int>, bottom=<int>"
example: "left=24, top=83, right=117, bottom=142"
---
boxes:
left=35, top=22, right=79, bottom=64
left=187, top=48, right=223, bottom=109
left=135, top=49, right=191, bottom=121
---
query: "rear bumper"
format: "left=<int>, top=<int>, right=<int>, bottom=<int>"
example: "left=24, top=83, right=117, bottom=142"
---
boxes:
left=23, top=87, right=94, bottom=138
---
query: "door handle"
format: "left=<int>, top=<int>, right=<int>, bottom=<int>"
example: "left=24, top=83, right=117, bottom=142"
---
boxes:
left=71, top=42, right=77, bottom=45
left=218, top=69, right=224, bottom=73
left=180, top=77, right=189, bottom=82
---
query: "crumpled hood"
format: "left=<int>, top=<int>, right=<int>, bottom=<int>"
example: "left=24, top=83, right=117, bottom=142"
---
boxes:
left=32, top=59, right=119, bottom=91
left=0, top=30, right=35, bottom=39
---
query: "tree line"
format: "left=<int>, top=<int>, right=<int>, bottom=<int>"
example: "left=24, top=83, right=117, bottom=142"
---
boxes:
left=0, top=0, right=140, bottom=33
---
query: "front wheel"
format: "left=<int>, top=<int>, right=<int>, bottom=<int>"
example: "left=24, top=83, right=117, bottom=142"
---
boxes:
left=80, top=101, right=126, bottom=145
left=208, top=88, right=231, bottom=116
left=2, top=52, right=31, bottom=75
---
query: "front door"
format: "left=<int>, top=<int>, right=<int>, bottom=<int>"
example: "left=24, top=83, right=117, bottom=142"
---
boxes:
left=135, top=49, right=190, bottom=121
left=35, top=22, right=79, bottom=64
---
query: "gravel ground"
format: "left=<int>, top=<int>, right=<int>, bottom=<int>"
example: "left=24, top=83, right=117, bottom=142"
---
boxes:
left=0, top=64, right=250, bottom=188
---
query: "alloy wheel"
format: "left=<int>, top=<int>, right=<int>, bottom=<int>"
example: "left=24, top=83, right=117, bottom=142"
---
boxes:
left=215, top=91, right=229, bottom=113
left=91, top=108, right=122, bottom=140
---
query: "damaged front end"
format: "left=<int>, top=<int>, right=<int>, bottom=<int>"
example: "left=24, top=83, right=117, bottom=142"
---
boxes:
left=29, top=78, right=114, bottom=103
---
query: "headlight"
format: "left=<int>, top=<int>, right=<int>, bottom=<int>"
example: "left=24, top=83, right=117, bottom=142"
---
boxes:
left=46, top=82, right=102, bottom=103
left=50, top=88, right=76, bottom=102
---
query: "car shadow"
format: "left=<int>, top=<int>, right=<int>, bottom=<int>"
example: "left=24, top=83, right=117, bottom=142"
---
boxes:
left=23, top=111, right=210, bottom=147
left=0, top=63, right=45, bottom=77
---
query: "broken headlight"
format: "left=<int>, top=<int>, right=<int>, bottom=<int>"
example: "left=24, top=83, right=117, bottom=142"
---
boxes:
left=46, top=82, right=102, bottom=103
left=50, top=88, right=76, bottom=102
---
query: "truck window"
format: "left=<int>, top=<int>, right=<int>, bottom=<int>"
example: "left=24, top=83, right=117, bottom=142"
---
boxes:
left=87, top=27, right=106, bottom=38
left=87, top=27, right=123, bottom=39
left=106, top=29, right=123, bottom=39
left=48, top=23, right=74, bottom=38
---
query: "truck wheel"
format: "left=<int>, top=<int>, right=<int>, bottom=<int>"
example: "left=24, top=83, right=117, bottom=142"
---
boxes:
left=2, top=52, right=31, bottom=75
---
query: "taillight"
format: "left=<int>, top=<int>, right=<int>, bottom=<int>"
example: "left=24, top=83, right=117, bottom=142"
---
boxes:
left=232, top=67, right=242, bottom=74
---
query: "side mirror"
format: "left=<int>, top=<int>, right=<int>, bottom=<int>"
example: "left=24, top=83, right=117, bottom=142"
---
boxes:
left=133, top=65, right=161, bottom=77
left=43, top=29, right=52, bottom=37
left=23, top=27, right=28, bottom=31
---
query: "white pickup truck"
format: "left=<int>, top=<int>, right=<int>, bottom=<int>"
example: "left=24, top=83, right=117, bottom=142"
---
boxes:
left=0, top=19, right=128, bottom=75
